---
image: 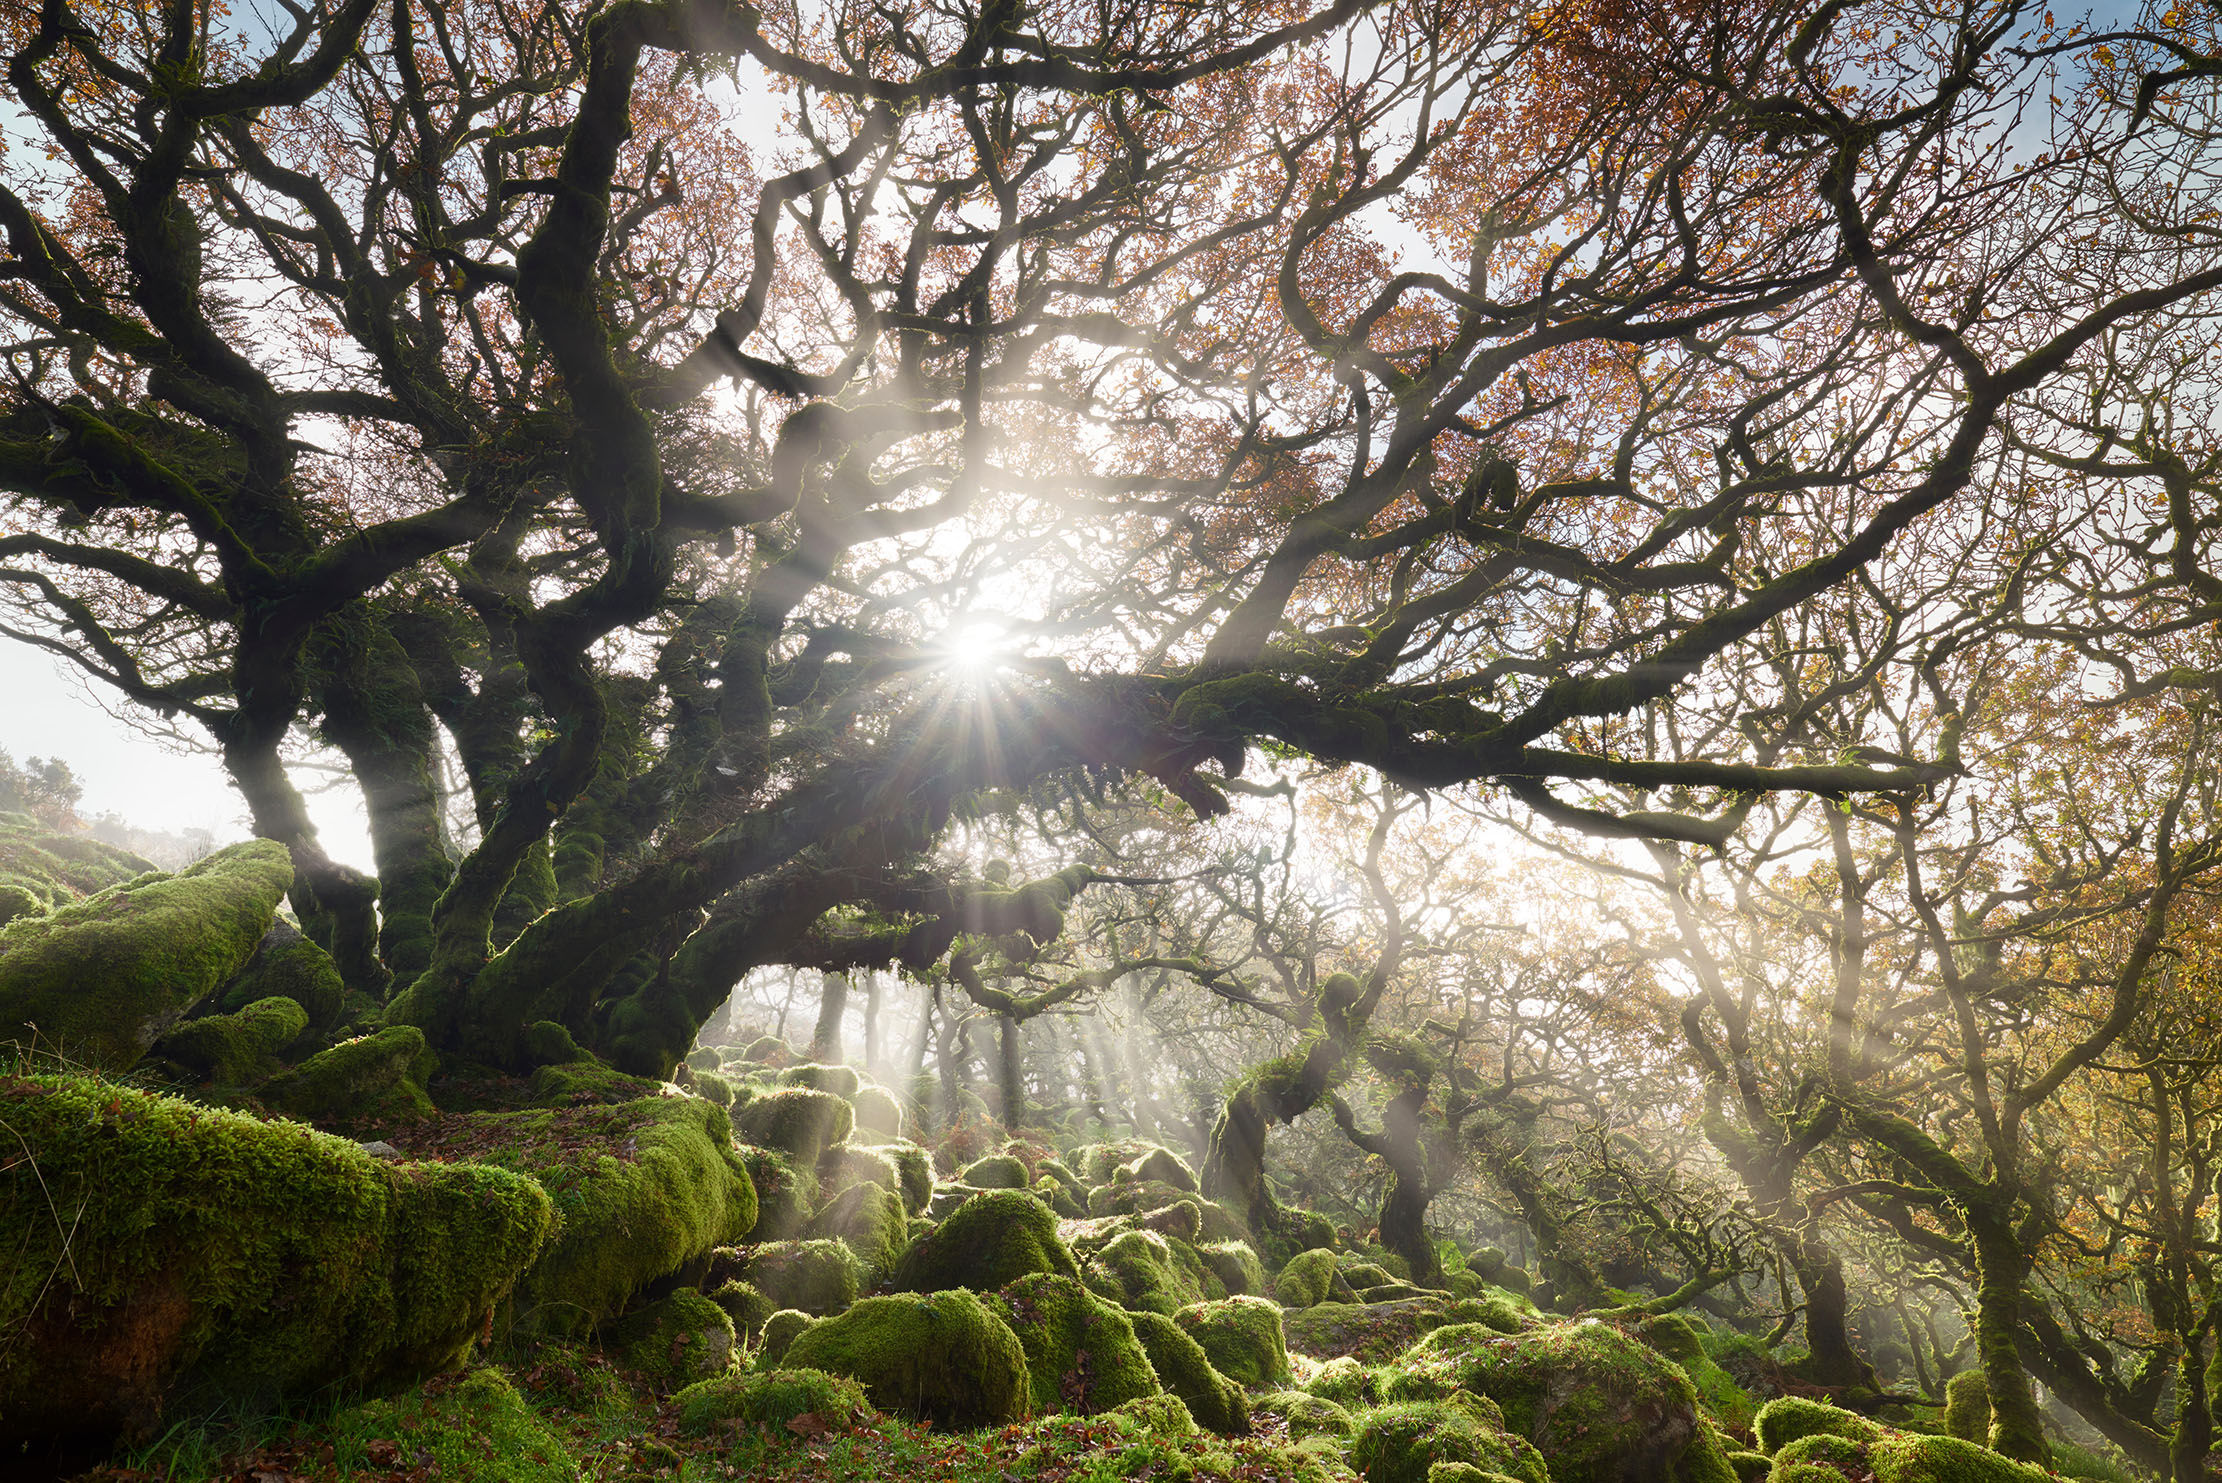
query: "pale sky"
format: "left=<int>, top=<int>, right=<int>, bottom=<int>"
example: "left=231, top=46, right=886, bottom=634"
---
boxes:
left=1, top=635, right=374, bottom=868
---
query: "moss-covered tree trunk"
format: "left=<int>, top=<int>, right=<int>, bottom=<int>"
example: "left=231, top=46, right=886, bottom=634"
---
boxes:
left=813, top=972, right=848, bottom=1062
left=1969, top=1213, right=2051, bottom=1465
left=997, top=1012, right=1026, bottom=1129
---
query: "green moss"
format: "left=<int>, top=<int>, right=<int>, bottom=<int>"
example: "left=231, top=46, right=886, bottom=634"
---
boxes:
left=756, top=1309, right=815, bottom=1367
left=1640, top=1313, right=1757, bottom=1433
left=332, top=1368, right=576, bottom=1482
left=1943, top=1369, right=1990, bottom=1443
left=259, top=1024, right=437, bottom=1125
left=810, top=1181, right=911, bottom=1282
left=1754, top=1396, right=1884, bottom=1453
left=1381, top=1318, right=1717, bottom=1483
left=1176, top=1296, right=1290, bottom=1387
left=963, top=1152, right=1032, bottom=1188
left=713, top=1238, right=862, bottom=1315
left=821, top=1141, right=901, bottom=1196
left=523, top=1019, right=583, bottom=1067
left=1726, top=1448, right=1772, bottom=1481
left=1122, top=1146, right=1202, bottom=1192
left=1036, top=1173, right=1088, bottom=1218
left=0, top=811, right=150, bottom=914
left=1275, top=1248, right=1354, bottom=1308
left=994, top=1271, right=1164, bottom=1414
left=1343, top=1261, right=1397, bottom=1289
left=154, top=995, right=307, bottom=1084
left=1350, top=1395, right=1550, bottom=1483
left=416, top=1096, right=761, bottom=1333
left=216, top=920, right=346, bottom=1029
left=607, top=1287, right=735, bottom=1388
left=1305, top=1355, right=1375, bottom=1405
left=736, top=1087, right=855, bottom=1166
left=783, top=1288, right=1033, bottom=1428
left=1199, top=1240, right=1267, bottom=1296
left=741, top=1035, right=790, bottom=1062
left=1128, top=1307, right=1251, bottom=1436
left=694, top=1069, right=735, bottom=1106
left=780, top=1062, right=863, bottom=1098
left=528, top=1057, right=664, bottom=1107
left=853, top=1084, right=905, bottom=1140
left=675, top=1365, right=874, bottom=1438
left=1766, top=1425, right=2058, bottom=1483
left=1113, top=1391, right=1200, bottom=1438
left=886, top=1141, right=934, bottom=1215
left=0, top=1075, right=553, bottom=1445
left=1281, top=1294, right=1483, bottom=1364
left=0, top=839, right=292, bottom=1071
left=1089, top=1176, right=1204, bottom=1219
left=740, top=1145, right=811, bottom=1239
left=893, top=1188, right=1079, bottom=1293
left=1254, top=1389, right=1354, bottom=1438
left=1084, top=1228, right=1213, bottom=1315
left=708, top=1278, right=775, bottom=1334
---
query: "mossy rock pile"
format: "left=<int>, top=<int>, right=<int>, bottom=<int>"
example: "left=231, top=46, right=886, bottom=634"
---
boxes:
left=330, top=1368, right=577, bottom=1483
left=782, top=1288, right=1033, bottom=1428
left=608, top=1287, right=736, bottom=1389
left=735, top=1086, right=854, bottom=1166
left=1767, top=1424, right=2057, bottom=1483
left=215, top=917, right=345, bottom=1029
left=893, top=1188, right=1079, bottom=1293
left=383, top=1095, right=756, bottom=1332
left=0, top=839, right=292, bottom=1071
left=709, top=1238, right=861, bottom=1315
left=809, top=1179, right=910, bottom=1281
left=1383, top=1318, right=1735, bottom=1483
left=0, top=811, right=152, bottom=922
left=993, top=1272, right=1163, bottom=1415
left=1175, top=1295, right=1289, bottom=1387
left=1350, top=1393, right=1550, bottom=1483
left=675, top=1365, right=874, bottom=1438
left=1127, top=1307, right=1251, bottom=1436
left=1083, top=1227, right=1214, bottom=1315
left=0, top=1075, right=553, bottom=1447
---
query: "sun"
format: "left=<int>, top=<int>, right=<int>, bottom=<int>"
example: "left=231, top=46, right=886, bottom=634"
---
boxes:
left=944, top=621, right=1009, bottom=672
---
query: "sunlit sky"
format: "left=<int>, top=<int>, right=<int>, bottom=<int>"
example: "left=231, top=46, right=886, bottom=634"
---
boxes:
left=2, top=637, right=375, bottom=867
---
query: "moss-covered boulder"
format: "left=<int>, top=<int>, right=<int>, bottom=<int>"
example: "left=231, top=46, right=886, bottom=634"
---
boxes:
left=885, top=1141, right=935, bottom=1216
left=1638, top=1313, right=1758, bottom=1434
left=779, top=1062, right=862, bottom=1098
left=853, top=1084, right=904, bottom=1141
left=1383, top=1319, right=1721, bottom=1483
left=1305, top=1354, right=1375, bottom=1405
left=330, top=1368, right=577, bottom=1483
left=0, top=1075, right=553, bottom=1447
left=1114, top=1391, right=1200, bottom=1439
left=1084, top=1228, right=1212, bottom=1315
left=693, top=1069, right=734, bottom=1106
left=739, top=1146, right=810, bottom=1240
left=608, top=1287, right=735, bottom=1389
left=1088, top=1176, right=1204, bottom=1219
left=1128, top=1307, right=1251, bottom=1436
left=0, top=811, right=151, bottom=920
left=1753, top=1396, right=1882, bottom=1453
left=675, top=1365, right=874, bottom=1438
left=709, top=1238, right=861, bottom=1316
left=820, top=1142, right=900, bottom=1196
left=0, top=839, right=291, bottom=1071
left=387, top=1096, right=756, bottom=1333
left=707, top=1278, right=773, bottom=1334
left=153, top=995, right=307, bottom=1084
left=528, top=1058, right=664, bottom=1107
left=1198, top=1239, right=1267, bottom=1296
left=893, top=1188, right=1079, bottom=1293
left=1351, top=1394, right=1550, bottom=1483
left=1176, top=1295, right=1289, bottom=1387
left=735, top=1087, right=854, bottom=1166
left=991, top=1271, right=1164, bottom=1414
left=963, top=1152, right=1032, bottom=1188
left=215, top=918, right=346, bottom=1029
left=1283, top=1294, right=1503, bottom=1364
left=755, top=1309, right=815, bottom=1367
left=259, top=1024, right=437, bottom=1124
left=783, top=1289, right=1032, bottom=1428
left=1275, top=1247, right=1357, bottom=1307
left=810, top=1179, right=910, bottom=1281
left=1770, top=1428, right=2054, bottom=1483
left=1253, top=1389, right=1355, bottom=1438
